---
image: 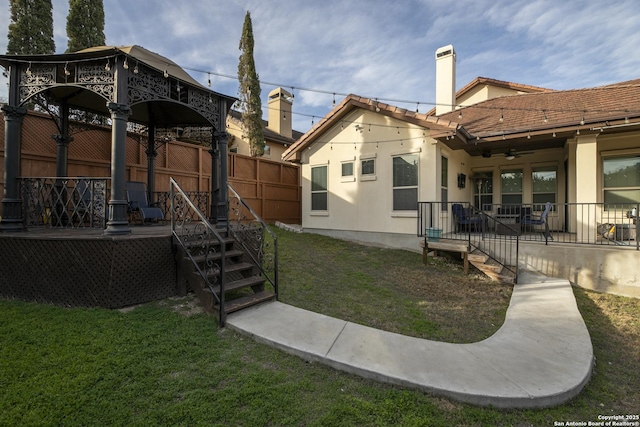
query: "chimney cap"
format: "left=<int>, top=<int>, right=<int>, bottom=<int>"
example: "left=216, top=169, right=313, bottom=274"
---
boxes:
left=435, top=44, right=455, bottom=59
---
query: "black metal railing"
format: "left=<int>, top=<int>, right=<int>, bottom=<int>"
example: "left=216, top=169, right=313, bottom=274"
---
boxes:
left=227, top=184, right=278, bottom=300
left=170, top=178, right=227, bottom=326
left=417, top=202, right=519, bottom=280
left=477, top=202, right=640, bottom=249
left=19, top=177, right=108, bottom=229
left=155, top=191, right=209, bottom=221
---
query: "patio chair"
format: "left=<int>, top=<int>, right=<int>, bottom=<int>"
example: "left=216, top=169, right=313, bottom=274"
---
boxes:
left=521, top=201, right=553, bottom=240
left=125, top=181, right=164, bottom=224
left=452, top=203, right=483, bottom=233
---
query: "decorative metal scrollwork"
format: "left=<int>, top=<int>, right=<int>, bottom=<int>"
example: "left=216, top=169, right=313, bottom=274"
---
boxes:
left=128, top=65, right=170, bottom=104
left=77, top=63, right=115, bottom=101
left=19, top=64, right=56, bottom=104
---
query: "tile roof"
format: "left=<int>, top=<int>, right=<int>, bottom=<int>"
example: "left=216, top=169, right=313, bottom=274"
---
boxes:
left=227, top=109, right=303, bottom=145
left=424, top=77, right=553, bottom=116
left=437, top=80, right=640, bottom=140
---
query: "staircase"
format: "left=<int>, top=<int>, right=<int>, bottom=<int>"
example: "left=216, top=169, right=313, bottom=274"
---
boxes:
left=170, top=179, right=277, bottom=326
left=468, top=249, right=517, bottom=284
left=174, top=229, right=276, bottom=318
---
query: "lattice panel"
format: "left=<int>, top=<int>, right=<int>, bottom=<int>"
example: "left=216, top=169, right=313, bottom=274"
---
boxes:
left=233, top=156, right=257, bottom=180
left=167, top=144, right=198, bottom=171
left=69, top=130, right=112, bottom=161
left=0, top=235, right=176, bottom=308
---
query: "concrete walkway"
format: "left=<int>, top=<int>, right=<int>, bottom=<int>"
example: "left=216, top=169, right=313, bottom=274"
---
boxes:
left=226, top=272, right=594, bottom=408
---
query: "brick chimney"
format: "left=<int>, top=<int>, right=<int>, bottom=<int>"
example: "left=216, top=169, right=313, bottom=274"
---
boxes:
left=267, top=87, right=293, bottom=138
left=435, top=45, right=456, bottom=116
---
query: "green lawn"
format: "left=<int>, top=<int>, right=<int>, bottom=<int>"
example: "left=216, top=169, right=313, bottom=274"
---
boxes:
left=0, top=229, right=638, bottom=426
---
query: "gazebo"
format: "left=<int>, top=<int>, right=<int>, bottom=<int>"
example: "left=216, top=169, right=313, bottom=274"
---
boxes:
left=0, top=45, right=236, bottom=235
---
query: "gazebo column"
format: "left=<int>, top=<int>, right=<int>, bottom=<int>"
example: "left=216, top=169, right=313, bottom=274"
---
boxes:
left=52, top=100, right=73, bottom=178
left=0, top=104, right=27, bottom=232
left=104, top=102, right=132, bottom=236
left=145, top=122, right=157, bottom=203
left=214, top=131, right=229, bottom=225
left=209, top=136, right=219, bottom=223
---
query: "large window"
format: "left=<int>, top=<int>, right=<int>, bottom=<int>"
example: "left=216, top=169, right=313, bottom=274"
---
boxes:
left=392, top=154, right=418, bottom=211
left=441, top=156, right=448, bottom=211
left=603, top=156, right=640, bottom=206
left=501, top=169, right=523, bottom=207
left=311, top=165, right=328, bottom=211
left=474, top=172, right=493, bottom=210
left=532, top=166, right=556, bottom=209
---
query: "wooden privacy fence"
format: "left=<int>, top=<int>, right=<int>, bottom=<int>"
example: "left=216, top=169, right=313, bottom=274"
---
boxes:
left=0, top=110, right=301, bottom=224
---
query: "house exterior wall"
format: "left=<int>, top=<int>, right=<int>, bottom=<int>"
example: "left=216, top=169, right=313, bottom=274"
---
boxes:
left=456, top=85, right=525, bottom=108
left=299, top=109, right=470, bottom=246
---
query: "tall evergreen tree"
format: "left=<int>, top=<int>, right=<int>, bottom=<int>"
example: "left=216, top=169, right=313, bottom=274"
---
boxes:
left=237, top=11, right=265, bottom=157
left=6, top=0, right=55, bottom=54
left=66, top=0, right=105, bottom=52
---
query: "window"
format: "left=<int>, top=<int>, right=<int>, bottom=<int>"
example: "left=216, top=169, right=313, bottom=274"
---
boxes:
left=361, top=159, right=375, bottom=175
left=263, top=145, right=271, bottom=156
left=532, top=166, right=556, bottom=209
left=603, top=156, right=640, bottom=207
left=393, top=154, right=418, bottom=210
left=501, top=169, right=523, bottom=207
left=341, top=162, right=354, bottom=177
left=441, top=156, right=448, bottom=211
left=311, top=165, right=328, bottom=211
left=473, top=172, right=493, bottom=210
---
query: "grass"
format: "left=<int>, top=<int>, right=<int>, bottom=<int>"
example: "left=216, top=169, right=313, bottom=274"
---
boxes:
left=0, top=229, right=638, bottom=426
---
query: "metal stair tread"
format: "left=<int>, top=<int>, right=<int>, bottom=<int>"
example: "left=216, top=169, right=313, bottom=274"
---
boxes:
left=210, top=275, right=265, bottom=294
left=190, top=249, right=244, bottom=263
left=222, top=290, right=275, bottom=314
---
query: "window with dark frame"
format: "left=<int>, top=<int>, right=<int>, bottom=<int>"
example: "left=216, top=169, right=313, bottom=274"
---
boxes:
left=311, top=165, right=328, bottom=211
left=393, top=154, right=418, bottom=211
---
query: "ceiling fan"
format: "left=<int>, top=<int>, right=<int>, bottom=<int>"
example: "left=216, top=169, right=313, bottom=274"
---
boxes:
left=504, top=148, right=534, bottom=160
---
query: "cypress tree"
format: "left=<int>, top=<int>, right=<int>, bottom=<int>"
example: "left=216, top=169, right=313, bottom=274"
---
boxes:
left=237, top=11, right=265, bottom=157
left=66, top=0, right=105, bottom=52
left=6, top=0, right=55, bottom=54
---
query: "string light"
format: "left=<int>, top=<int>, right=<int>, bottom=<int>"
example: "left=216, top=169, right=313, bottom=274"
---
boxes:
left=207, top=73, right=211, bottom=87
left=133, top=61, right=139, bottom=74
left=25, top=62, right=32, bottom=76
left=105, top=60, right=110, bottom=71
left=123, top=57, right=129, bottom=70
left=63, top=62, right=70, bottom=76
left=499, top=110, right=503, bottom=123
left=543, top=110, right=548, bottom=123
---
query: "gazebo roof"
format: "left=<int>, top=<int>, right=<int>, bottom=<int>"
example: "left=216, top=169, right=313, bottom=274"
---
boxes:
left=0, top=45, right=236, bottom=128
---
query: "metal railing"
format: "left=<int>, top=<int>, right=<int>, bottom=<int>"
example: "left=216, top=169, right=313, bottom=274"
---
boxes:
left=476, top=202, right=640, bottom=249
left=155, top=191, right=209, bottom=221
left=417, top=202, right=519, bottom=279
left=170, top=178, right=227, bottom=326
left=19, top=177, right=108, bottom=229
left=227, top=184, right=278, bottom=300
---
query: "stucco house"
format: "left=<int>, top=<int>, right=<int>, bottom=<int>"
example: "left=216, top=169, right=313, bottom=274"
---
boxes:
left=283, top=45, right=640, bottom=297
left=227, top=87, right=303, bottom=163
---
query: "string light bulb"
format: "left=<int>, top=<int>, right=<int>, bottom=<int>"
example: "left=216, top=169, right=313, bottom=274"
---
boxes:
left=25, top=62, right=32, bottom=76
left=543, top=110, right=548, bottom=123
left=207, top=73, right=211, bottom=87
left=133, top=61, right=139, bottom=74
left=163, top=67, right=169, bottom=78
left=63, top=62, right=70, bottom=76
left=499, top=110, right=504, bottom=123
left=105, top=60, right=111, bottom=71
left=123, top=58, right=129, bottom=70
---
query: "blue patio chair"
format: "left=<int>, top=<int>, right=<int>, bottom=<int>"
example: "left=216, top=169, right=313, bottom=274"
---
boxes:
left=452, top=203, right=483, bottom=233
left=522, top=201, right=553, bottom=240
left=125, top=181, right=164, bottom=224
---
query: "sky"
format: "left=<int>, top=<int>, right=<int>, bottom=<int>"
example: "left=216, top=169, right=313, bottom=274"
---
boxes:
left=1, top=0, right=640, bottom=134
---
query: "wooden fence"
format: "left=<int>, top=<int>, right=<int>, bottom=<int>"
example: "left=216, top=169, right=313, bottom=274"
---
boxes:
left=0, top=110, right=301, bottom=224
